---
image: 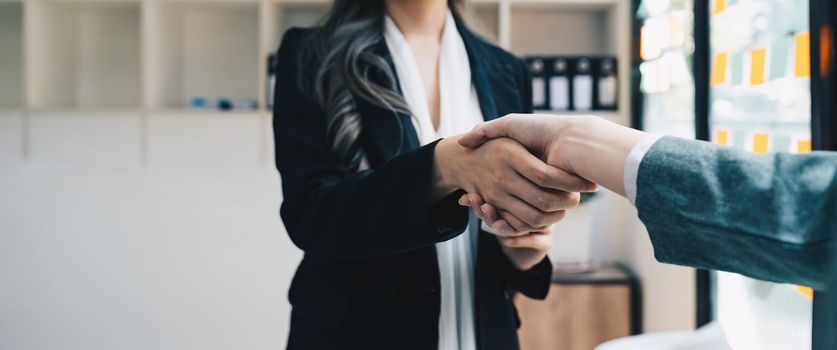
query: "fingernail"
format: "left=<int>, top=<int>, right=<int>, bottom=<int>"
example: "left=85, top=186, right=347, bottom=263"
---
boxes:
left=480, top=204, right=489, bottom=214
left=467, top=194, right=474, bottom=203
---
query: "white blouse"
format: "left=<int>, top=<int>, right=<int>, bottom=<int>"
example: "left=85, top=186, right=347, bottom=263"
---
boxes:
left=384, top=12, right=484, bottom=350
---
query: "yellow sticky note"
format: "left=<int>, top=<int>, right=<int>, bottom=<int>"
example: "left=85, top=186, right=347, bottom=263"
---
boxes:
left=750, top=48, right=767, bottom=86
left=797, top=286, right=814, bottom=299
left=797, top=139, right=812, bottom=153
left=713, top=0, right=726, bottom=15
left=795, top=31, right=811, bottom=78
left=753, top=133, right=769, bottom=154
left=712, top=52, right=728, bottom=86
left=715, top=129, right=729, bottom=145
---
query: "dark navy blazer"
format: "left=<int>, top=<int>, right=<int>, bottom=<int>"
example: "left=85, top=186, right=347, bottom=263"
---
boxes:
left=273, top=17, right=552, bottom=350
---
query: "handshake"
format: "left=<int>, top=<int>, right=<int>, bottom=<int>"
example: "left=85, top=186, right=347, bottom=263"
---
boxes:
left=434, top=114, right=646, bottom=269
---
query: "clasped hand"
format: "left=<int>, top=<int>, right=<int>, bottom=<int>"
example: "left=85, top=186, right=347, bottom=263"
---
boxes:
left=434, top=119, right=597, bottom=269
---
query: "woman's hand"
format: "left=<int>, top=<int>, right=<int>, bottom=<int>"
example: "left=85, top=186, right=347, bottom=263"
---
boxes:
left=459, top=193, right=554, bottom=271
left=433, top=137, right=591, bottom=230
left=499, top=229, right=554, bottom=271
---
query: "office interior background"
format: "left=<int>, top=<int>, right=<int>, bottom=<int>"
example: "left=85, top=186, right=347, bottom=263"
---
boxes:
left=0, top=0, right=827, bottom=349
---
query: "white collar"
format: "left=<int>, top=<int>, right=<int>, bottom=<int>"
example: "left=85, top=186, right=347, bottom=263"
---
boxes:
left=383, top=11, right=479, bottom=145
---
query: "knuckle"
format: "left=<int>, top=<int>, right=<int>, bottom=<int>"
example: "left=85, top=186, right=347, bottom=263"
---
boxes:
left=492, top=172, right=506, bottom=184
left=532, top=168, right=548, bottom=185
left=536, top=194, right=552, bottom=210
left=528, top=212, right=547, bottom=227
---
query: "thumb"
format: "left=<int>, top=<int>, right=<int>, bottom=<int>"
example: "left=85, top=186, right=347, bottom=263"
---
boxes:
left=458, top=119, right=509, bottom=148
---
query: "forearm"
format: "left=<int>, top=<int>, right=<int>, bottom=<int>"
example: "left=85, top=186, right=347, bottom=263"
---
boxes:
left=281, top=141, right=469, bottom=259
left=557, top=117, right=648, bottom=196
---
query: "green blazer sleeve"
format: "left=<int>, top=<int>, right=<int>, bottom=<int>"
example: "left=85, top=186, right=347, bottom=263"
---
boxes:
left=635, top=136, right=837, bottom=290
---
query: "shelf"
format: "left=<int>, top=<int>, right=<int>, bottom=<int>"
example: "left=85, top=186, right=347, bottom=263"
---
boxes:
left=27, top=107, right=143, bottom=115
left=534, top=109, right=621, bottom=123
left=27, top=1, right=141, bottom=109
left=146, top=1, right=260, bottom=110
left=148, top=109, right=268, bottom=118
left=0, top=2, right=23, bottom=108
left=509, top=0, right=618, bottom=11
left=145, top=111, right=263, bottom=167
left=28, top=110, right=142, bottom=165
left=509, top=3, right=615, bottom=56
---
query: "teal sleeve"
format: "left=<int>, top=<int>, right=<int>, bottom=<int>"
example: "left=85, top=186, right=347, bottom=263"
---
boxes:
left=635, top=136, right=837, bottom=289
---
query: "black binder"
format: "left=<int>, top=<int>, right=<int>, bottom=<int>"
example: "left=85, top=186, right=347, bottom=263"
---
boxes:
left=595, top=57, right=618, bottom=111
left=527, top=58, right=548, bottom=110
left=548, top=58, right=571, bottom=111
left=572, top=57, right=594, bottom=111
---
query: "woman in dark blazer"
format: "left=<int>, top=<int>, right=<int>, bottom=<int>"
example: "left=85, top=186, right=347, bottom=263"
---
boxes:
left=272, top=1, right=592, bottom=349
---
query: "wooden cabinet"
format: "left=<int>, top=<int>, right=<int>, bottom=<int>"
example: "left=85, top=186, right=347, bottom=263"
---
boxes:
left=516, top=264, right=641, bottom=350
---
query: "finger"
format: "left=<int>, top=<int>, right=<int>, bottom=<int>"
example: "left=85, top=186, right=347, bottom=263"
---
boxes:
left=497, top=209, right=548, bottom=234
left=492, top=219, right=518, bottom=236
left=496, top=192, right=567, bottom=228
left=468, top=194, right=487, bottom=220
left=458, top=119, right=510, bottom=148
left=512, top=151, right=597, bottom=192
left=480, top=202, right=500, bottom=227
left=503, top=231, right=554, bottom=250
left=458, top=194, right=471, bottom=206
left=503, top=171, right=581, bottom=212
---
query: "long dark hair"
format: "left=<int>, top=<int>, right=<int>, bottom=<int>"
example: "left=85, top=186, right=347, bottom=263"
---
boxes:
left=299, top=0, right=464, bottom=171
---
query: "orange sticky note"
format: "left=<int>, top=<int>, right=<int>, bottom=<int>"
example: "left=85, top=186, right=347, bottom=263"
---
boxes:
left=822, top=27, right=833, bottom=76
left=797, top=139, right=812, bottom=153
left=797, top=286, right=814, bottom=299
left=713, top=0, right=726, bottom=15
left=753, top=133, right=769, bottom=154
left=795, top=31, right=811, bottom=78
left=715, top=129, right=729, bottom=145
left=750, top=48, right=767, bottom=85
left=712, top=53, right=728, bottom=86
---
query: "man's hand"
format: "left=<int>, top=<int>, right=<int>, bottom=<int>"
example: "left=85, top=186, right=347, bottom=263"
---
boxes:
left=458, top=114, right=582, bottom=172
left=457, top=114, right=649, bottom=236
left=459, top=114, right=647, bottom=195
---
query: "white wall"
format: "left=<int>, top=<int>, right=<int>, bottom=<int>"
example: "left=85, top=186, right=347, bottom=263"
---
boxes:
left=0, top=113, right=302, bottom=350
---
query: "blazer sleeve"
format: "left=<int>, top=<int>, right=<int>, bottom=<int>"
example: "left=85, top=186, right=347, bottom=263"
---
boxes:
left=273, top=28, right=469, bottom=260
left=497, top=57, right=552, bottom=300
left=636, top=136, right=837, bottom=289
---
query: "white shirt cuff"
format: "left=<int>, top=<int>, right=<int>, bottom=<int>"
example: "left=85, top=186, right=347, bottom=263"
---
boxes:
left=623, top=135, right=663, bottom=206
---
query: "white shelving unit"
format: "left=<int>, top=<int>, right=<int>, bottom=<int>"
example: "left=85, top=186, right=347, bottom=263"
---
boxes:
left=4, top=0, right=630, bottom=162
left=0, top=1, right=23, bottom=109
left=146, top=1, right=259, bottom=111
left=26, top=1, right=141, bottom=110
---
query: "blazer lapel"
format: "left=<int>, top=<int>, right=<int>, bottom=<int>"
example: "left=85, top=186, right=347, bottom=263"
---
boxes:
left=455, top=17, right=517, bottom=122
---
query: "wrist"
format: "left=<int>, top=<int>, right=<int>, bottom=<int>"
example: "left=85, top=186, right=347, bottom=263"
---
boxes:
left=551, top=116, right=596, bottom=171
left=556, top=116, right=647, bottom=192
left=432, top=138, right=464, bottom=196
